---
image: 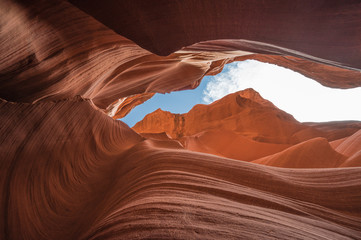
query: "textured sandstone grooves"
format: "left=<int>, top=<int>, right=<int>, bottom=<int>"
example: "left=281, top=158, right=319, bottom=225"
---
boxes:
left=1, top=0, right=361, bottom=239
left=0, top=0, right=231, bottom=112
left=1, top=0, right=361, bottom=119
left=70, top=0, right=361, bottom=70
left=0, top=98, right=142, bottom=239
left=1, top=99, right=361, bottom=239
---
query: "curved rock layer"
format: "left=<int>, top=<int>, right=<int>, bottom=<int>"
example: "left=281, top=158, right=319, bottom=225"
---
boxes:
left=70, top=0, right=361, bottom=70
left=1, top=0, right=361, bottom=119
left=0, top=98, right=142, bottom=239
left=252, top=137, right=346, bottom=168
left=182, top=129, right=291, bottom=161
left=335, top=130, right=361, bottom=157
left=0, top=0, right=217, bottom=110
left=1, top=99, right=361, bottom=239
left=1, top=0, right=361, bottom=239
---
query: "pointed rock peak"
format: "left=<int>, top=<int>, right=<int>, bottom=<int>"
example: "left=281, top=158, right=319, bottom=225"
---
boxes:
left=154, top=108, right=165, bottom=113
left=141, top=108, right=168, bottom=119
left=237, top=88, right=262, bottom=99
left=152, top=108, right=181, bottom=116
left=236, top=88, right=276, bottom=108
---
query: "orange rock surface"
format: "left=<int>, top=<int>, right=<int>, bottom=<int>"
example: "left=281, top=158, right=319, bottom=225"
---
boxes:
left=252, top=137, right=346, bottom=168
left=1, top=0, right=361, bottom=239
left=134, top=89, right=361, bottom=165
left=134, top=89, right=305, bottom=143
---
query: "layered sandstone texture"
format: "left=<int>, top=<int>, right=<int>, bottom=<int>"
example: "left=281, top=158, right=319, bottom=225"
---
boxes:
left=133, top=89, right=361, bottom=167
left=1, top=0, right=361, bottom=239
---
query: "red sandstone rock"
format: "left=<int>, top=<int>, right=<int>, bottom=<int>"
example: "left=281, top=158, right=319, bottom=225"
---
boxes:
left=134, top=89, right=361, bottom=165
left=340, top=151, right=361, bottom=167
left=252, top=137, right=347, bottom=168
left=70, top=0, right=361, bottom=73
left=1, top=0, right=361, bottom=118
left=181, top=129, right=291, bottom=161
left=106, top=92, right=155, bottom=119
left=133, top=88, right=361, bottom=144
left=1, top=98, right=361, bottom=239
left=134, top=89, right=306, bottom=144
left=1, top=0, right=361, bottom=239
left=334, top=130, right=361, bottom=157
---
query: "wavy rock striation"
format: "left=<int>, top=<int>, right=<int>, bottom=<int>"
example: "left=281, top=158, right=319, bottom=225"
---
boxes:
left=1, top=98, right=361, bottom=239
left=1, top=0, right=361, bottom=117
left=70, top=0, right=361, bottom=71
left=1, top=0, right=361, bottom=239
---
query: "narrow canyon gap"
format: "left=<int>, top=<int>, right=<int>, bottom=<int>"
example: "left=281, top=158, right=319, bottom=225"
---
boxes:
left=121, top=60, right=361, bottom=127
left=1, top=1, right=361, bottom=239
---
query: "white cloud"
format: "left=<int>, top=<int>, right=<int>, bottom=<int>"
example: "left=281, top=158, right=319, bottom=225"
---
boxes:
left=202, top=61, right=257, bottom=103
left=202, top=60, right=361, bottom=122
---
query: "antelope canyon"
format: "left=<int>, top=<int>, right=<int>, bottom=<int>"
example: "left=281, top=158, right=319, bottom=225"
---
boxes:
left=1, top=0, right=361, bottom=239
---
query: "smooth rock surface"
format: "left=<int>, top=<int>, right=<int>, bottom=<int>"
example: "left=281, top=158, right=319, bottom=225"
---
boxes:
left=1, top=1, right=361, bottom=239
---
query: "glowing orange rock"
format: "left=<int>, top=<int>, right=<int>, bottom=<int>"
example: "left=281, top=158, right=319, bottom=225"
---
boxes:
left=1, top=1, right=361, bottom=239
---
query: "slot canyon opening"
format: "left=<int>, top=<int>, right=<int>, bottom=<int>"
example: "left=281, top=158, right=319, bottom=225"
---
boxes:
left=3, top=1, right=361, bottom=239
left=119, top=60, right=361, bottom=165
left=120, top=60, right=361, bottom=127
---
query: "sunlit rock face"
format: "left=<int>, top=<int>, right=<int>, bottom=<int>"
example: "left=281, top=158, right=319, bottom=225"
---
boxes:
left=133, top=88, right=361, bottom=166
left=1, top=0, right=361, bottom=239
left=133, top=88, right=304, bottom=142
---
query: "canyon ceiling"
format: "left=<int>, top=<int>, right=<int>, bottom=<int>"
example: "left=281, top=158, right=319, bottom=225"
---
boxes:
left=1, top=0, right=361, bottom=239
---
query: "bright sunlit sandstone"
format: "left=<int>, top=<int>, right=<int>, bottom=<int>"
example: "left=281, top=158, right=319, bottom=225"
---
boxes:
left=203, top=60, right=361, bottom=122
left=121, top=60, right=361, bottom=126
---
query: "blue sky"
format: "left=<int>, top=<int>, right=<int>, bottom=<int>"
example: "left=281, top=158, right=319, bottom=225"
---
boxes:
left=120, top=60, right=361, bottom=127
left=120, top=77, right=211, bottom=127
